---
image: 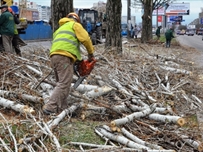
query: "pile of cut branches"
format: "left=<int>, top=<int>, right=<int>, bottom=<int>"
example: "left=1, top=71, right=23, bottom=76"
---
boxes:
left=0, top=40, right=203, bottom=152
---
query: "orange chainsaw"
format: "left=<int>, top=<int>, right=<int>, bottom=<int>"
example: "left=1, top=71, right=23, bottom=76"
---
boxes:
left=73, top=58, right=97, bottom=89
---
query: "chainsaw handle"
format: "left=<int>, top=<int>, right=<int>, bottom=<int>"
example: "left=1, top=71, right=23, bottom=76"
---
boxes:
left=88, top=54, right=94, bottom=61
left=88, top=57, right=96, bottom=63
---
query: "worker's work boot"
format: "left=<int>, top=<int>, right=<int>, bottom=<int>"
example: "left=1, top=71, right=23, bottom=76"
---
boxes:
left=42, top=105, right=55, bottom=115
left=16, top=52, right=22, bottom=57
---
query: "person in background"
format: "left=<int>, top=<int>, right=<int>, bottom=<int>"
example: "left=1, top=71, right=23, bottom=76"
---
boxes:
left=156, top=26, right=162, bottom=41
left=42, top=12, right=95, bottom=115
left=165, top=27, right=175, bottom=48
left=0, top=4, right=14, bottom=53
left=8, top=7, right=22, bottom=56
left=133, top=25, right=140, bottom=39
left=131, top=24, right=134, bottom=38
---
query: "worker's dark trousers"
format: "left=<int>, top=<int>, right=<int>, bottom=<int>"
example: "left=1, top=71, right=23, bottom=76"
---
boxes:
left=12, top=34, right=21, bottom=56
left=166, top=39, right=171, bottom=48
left=43, top=55, right=74, bottom=113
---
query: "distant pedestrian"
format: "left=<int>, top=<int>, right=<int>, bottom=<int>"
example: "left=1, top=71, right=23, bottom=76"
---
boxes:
left=133, top=25, right=140, bottom=39
left=156, top=26, right=162, bottom=41
left=165, top=28, right=175, bottom=48
left=131, top=24, right=134, bottom=38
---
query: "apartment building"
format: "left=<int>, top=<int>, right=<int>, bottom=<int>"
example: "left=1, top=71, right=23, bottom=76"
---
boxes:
left=38, top=5, right=51, bottom=21
left=13, top=1, right=50, bottom=21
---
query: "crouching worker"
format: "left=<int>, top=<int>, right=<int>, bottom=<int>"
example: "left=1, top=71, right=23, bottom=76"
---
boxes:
left=42, top=12, right=95, bottom=115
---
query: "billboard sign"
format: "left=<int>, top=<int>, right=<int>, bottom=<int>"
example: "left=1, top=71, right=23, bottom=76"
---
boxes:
left=166, top=3, right=190, bottom=15
left=169, top=16, right=183, bottom=22
left=201, top=18, right=203, bottom=24
left=158, top=16, right=162, bottom=22
left=152, top=7, right=165, bottom=16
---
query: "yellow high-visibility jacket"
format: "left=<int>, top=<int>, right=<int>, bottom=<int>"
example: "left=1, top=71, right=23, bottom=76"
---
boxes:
left=50, top=18, right=94, bottom=62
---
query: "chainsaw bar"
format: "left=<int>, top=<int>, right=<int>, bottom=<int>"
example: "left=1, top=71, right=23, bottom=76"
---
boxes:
left=73, top=76, right=86, bottom=89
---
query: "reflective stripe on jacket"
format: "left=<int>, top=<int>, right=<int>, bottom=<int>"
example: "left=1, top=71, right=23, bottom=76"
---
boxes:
left=14, top=24, right=18, bottom=34
left=50, top=21, right=81, bottom=61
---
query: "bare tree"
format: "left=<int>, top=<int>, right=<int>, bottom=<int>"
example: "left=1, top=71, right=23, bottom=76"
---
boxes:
left=50, top=0, right=74, bottom=32
left=105, top=0, right=122, bottom=54
left=133, top=0, right=173, bottom=43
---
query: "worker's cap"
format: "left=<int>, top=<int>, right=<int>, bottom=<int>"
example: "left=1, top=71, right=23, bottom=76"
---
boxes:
left=0, top=4, right=8, bottom=9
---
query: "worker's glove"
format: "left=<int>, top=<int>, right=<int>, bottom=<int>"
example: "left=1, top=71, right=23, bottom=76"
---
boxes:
left=88, top=54, right=94, bottom=62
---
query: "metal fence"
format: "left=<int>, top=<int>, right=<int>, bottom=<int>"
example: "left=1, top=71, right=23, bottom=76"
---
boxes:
left=19, top=20, right=53, bottom=41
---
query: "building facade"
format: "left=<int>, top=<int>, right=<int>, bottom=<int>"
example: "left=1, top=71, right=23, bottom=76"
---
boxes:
left=13, top=1, right=50, bottom=21
left=38, top=5, right=51, bottom=21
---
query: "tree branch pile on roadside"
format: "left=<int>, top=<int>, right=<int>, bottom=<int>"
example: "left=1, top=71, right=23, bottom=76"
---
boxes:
left=0, top=40, right=203, bottom=152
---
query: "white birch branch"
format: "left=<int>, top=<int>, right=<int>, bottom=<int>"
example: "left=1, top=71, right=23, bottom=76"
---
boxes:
left=25, top=65, right=43, bottom=76
left=71, top=83, right=98, bottom=93
left=0, top=90, right=43, bottom=103
left=0, top=137, right=12, bottom=152
left=159, top=65, right=191, bottom=75
left=148, top=113, right=185, bottom=126
left=108, top=75, right=133, bottom=96
left=121, top=127, right=163, bottom=150
left=84, top=86, right=113, bottom=98
left=181, top=135, right=203, bottom=151
left=47, top=103, right=81, bottom=129
left=43, top=122, right=62, bottom=152
left=0, top=97, right=35, bottom=114
left=69, top=142, right=115, bottom=148
left=95, top=126, right=150, bottom=150
left=111, top=103, right=157, bottom=127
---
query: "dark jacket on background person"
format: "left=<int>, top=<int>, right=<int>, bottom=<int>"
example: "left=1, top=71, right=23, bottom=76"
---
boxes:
left=165, top=29, right=174, bottom=40
left=165, top=28, right=175, bottom=48
left=12, top=13, right=22, bottom=56
left=0, top=10, right=14, bottom=35
left=156, top=26, right=161, bottom=37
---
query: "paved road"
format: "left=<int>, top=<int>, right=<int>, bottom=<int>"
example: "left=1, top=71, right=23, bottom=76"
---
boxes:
left=176, top=34, right=203, bottom=51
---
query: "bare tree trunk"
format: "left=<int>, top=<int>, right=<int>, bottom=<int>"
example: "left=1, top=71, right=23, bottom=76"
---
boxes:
left=51, top=0, right=74, bottom=32
left=105, top=0, right=122, bottom=54
left=141, top=0, right=153, bottom=43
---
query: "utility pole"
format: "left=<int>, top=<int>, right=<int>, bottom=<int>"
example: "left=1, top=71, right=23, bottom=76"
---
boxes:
left=156, top=8, right=158, bottom=28
left=127, top=0, right=131, bottom=38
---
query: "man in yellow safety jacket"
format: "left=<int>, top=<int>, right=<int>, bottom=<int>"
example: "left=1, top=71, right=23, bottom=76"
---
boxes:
left=43, top=12, right=95, bottom=115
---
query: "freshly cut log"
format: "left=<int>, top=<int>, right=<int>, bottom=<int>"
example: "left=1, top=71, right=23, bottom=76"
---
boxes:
left=110, top=104, right=157, bottom=127
left=149, top=113, right=185, bottom=126
left=0, top=97, right=35, bottom=114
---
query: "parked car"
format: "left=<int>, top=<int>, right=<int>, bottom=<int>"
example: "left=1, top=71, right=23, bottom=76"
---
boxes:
left=179, top=29, right=185, bottom=35
left=176, top=30, right=181, bottom=35
left=197, top=29, right=203, bottom=35
left=186, top=29, right=195, bottom=36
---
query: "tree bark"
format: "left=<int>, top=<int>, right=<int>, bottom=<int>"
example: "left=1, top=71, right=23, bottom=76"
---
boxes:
left=141, top=0, right=153, bottom=43
left=51, top=0, right=74, bottom=32
left=105, top=0, right=122, bottom=54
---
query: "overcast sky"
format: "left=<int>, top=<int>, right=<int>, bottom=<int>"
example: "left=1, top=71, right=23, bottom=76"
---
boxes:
left=16, top=0, right=203, bottom=25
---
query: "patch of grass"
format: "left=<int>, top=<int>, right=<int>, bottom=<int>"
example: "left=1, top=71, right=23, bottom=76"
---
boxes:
left=183, top=114, right=198, bottom=128
left=159, top=35, right=166, bottom=43
left=58, top=119, right=105, bottom=149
